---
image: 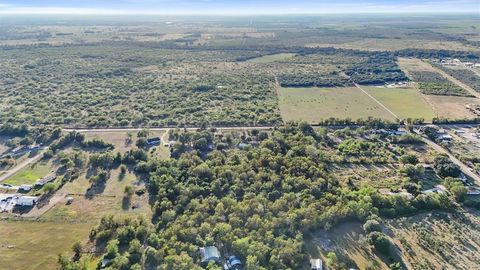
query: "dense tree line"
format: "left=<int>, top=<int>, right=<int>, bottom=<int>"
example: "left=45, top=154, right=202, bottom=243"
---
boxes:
left=59, top=124, right=458, bottom=270
left=345, top=53, right=408, bottom=84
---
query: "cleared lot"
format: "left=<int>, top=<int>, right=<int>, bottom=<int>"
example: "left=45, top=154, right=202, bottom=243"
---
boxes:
left=423, top=95, right=480, bottom=119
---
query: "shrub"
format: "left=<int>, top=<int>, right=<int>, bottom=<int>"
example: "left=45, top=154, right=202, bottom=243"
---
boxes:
left=363, top=220, right=382, bottom=233
left=367, top=232, right=391, bottom=255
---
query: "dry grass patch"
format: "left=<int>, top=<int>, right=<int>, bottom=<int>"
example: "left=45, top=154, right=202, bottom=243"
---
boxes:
left=387, top=211, right=480, bottom=270
left=340, top=39, right=479, bottom=52
left=424, top=95, right=480, bottom=119
left=41, top=168, right=152, bottom=223
left=0, top=220, right=93, bottom=270
left=305, top=222, right=390, bottom=270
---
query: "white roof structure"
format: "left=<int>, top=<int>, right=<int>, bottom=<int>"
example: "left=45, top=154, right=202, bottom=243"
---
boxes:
left=16, top=196, right=38, bottom=206
left=310, top=259, right=323, bottom=270
left=19, top=184, right=32, bottom=191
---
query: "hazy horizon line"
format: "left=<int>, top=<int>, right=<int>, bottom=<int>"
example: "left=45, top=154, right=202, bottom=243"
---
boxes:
left=0, top=11, right=478, bottom=16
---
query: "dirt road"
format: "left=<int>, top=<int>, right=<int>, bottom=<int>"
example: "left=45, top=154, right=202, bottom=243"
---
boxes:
left=161, top=128, right=170, bottom=143
left=355, top=83, right=400, bottom=120
left=426, top=61, right=480, bottom=99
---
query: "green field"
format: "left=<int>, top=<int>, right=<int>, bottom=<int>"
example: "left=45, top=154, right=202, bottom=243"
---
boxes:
left=278, top=87, right=396, bottom=123
left=4, top=160, right=54, bottom=186
left=0, top=221, right=93, bottom=270
left=364, top=87, right=436, bottom=121
left=246, top=53, right=296, bottom=63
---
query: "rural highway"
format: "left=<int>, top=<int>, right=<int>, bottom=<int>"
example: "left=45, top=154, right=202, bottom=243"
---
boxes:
left=0, top=149, right=46, bottom=183
left=63, top=126, right=276, bottom=133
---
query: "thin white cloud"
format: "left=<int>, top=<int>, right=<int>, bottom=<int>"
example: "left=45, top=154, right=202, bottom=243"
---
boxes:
left=0, top=7, right=131, bottom=15
left=0, top=1, right=477, bottom=15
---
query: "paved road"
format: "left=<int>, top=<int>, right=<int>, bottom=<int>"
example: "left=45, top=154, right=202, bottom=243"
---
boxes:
left=63, top=123, right=480, bottom=134
left=0, top=150, right=46, bottom=183
left=417, top=134, right=480, bottom=184
left=63, top=126, right=276, bottom=133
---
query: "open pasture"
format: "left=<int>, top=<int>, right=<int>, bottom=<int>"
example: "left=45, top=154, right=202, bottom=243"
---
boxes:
left=364, top=86, right=435, bottom=121
left=278, top=86, right=397, bottom=123
left=0, top=220, right=93, bottom=270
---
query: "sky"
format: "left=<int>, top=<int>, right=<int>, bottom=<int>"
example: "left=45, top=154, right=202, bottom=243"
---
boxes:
left=0, top=0, right=478, bottom=15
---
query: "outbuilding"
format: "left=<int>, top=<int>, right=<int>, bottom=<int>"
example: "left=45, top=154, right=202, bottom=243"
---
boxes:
left=19, top=184, right=32, bottom=192
left=16, top=196, right=38, bottom=206
left=438, top=134, right=452, bottom=141
left=310, top=258, right=323, bottom=270
left=147, top=137, right=161, bottom=146
left=35, top=174, right=57, bottom=186
left=200, top=246, right=221, bottom=266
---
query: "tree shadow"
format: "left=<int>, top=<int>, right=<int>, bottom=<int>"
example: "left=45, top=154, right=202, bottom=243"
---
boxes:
left=122, top=195, right=131, bottom=210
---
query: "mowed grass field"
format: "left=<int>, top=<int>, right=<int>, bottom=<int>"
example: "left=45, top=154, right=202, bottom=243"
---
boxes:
left=0, top=221, right=93, bottom=270
left=278, top=87, right=397, bottom=123
left=364, top=86, right=435, bottom=121
left=4, top=160, right=55, bottom=186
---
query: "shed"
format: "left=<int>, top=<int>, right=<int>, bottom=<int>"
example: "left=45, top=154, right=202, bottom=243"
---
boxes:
left=66, top=197, right=74, bottom=205
left=100, top=258, right=112, bottom=268
left=16, top=196, right=38, bottom=206
left=467, top=187, right=480, bottom=196
left=310, top=258, right=323, bottom=270
left=238, top=143, right=248, bottom=150
left=19, top=184, right=32, bottom=191
left=35, top=174, right=57, bottom=186
left=438, top=134, right=452, bottom=141
left=422, top=164, right=434, bottom=171
left=147, top=137, right=161, bottom=145
left=200, top=246, right=221, bottom=265
left=387, top=130, right=406, bottom=136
